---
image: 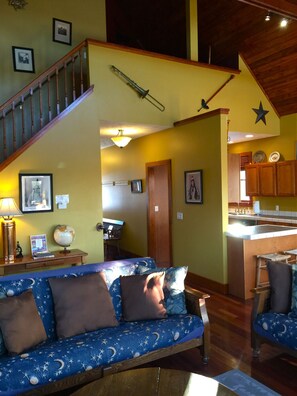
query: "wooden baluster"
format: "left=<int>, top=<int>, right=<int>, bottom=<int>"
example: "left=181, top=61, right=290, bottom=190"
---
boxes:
left=64, top=61, right=68, bottom=108
left=72, top=56, right=76, bottom=101
left=47, top=75, right=52, bottom=121
left=56, top=68, right=60, bottom=115
left=79, top=48, right=83, bottom=95
left=39, top=81, right=43, bottom=128
left=12, top=101, right=16, bottom=152
left=21, top=95, right=25, bottom=144
left=2, top=110, right=7, bottom=159
left=30, top=87, right=34, bottom=136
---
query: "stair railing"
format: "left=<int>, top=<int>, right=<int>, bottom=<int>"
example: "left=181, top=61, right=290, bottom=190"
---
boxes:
left=0, top=40, right=89, bottom=167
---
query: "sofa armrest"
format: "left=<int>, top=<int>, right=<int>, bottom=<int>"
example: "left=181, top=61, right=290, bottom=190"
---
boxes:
left=251, top=286, right=270, bottom=320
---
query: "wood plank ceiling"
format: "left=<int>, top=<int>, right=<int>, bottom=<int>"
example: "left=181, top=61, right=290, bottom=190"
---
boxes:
left=106, top=0, right=297, bottom=117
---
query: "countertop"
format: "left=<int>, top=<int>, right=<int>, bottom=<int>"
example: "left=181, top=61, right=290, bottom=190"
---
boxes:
left=228, top=213, right=297, bottom=225
left=226, top=224, right=297, bottom=240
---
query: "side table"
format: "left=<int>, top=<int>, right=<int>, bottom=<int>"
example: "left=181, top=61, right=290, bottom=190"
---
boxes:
left=0, top=249, right=88, bottom=276
left=70, top=367, right=236, bottom=396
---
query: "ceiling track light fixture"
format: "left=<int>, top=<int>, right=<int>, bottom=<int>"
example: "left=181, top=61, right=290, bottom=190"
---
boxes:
left=111, top=129, right=132, bottom=148
left=280, top=18, right=288, bottom=27
left=265, top=11, right=271, bottom=21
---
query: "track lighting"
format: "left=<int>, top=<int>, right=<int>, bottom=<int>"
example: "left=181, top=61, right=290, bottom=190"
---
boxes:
left=265, top=12, right=270, bottom=21
left=280, top=18, right=288, bottom=27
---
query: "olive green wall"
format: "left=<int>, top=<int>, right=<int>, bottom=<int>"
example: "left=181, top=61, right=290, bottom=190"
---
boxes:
left=0, top=0, right=106, bottom=103
left=102, top=112, right=229, bottom=284
left=0, top=95, right=103, bottom=262
left=229, top=114, right=297, bottom=212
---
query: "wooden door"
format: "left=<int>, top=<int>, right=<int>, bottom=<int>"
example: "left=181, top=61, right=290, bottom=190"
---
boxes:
left=146, top=160, right=172, bottom=267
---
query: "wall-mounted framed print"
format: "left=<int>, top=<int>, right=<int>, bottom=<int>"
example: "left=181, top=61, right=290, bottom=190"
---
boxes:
left=131, top=179, right=143, bottom=193
left=12, top=46, right=35, bottom=73
left=185, top=169, right=203, bottom=204
left=53, top=18, right=72, bottom=45
left=19, top=173, right=53, bottom=213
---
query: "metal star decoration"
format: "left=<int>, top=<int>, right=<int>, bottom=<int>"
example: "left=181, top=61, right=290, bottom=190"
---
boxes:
left=252, top=101, right=269, bottom=125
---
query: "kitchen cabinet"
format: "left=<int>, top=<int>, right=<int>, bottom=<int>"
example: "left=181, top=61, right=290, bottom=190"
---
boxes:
left=245, top=159, right=297, bottom=197
left=277, top=160, right=297, bottom=196
left=228, top=153, right=240, bottom=203
left=245, top=164, right=259, bottom=196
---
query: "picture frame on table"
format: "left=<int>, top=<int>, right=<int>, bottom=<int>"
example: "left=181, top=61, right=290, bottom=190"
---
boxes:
left=131, top=179, right=143, bottom=193
left=12, top=46, right=35, bottom=73
left=19, top=173, right=53, bottom=213
left=185, top=169, right=203, bottom=204
left=52, top=18, right=72, bottom=45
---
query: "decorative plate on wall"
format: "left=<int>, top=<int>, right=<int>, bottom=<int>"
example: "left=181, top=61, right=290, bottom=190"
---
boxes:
left=269, top=151, right=280, bottom=162
left=253, top=150, right=267, bottom=163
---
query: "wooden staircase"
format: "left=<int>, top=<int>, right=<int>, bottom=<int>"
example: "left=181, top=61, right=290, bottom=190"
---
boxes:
left=0, top=40, right=94, bottom=172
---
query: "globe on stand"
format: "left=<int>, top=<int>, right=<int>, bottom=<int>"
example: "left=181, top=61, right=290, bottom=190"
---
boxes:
left=53, top=225, right=75, bottom=253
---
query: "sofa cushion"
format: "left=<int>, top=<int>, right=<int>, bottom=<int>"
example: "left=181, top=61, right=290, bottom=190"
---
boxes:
left=49, top=273, right=118, bottom=338
left=291, top=264, right=297, bottom=314
left=120, top=273, right=167, bottom=321
left=267, top=261, right=292, bottom=313
left=0, top=289, right=47, bottom=355
left=136, top=265, right=188, bottom=315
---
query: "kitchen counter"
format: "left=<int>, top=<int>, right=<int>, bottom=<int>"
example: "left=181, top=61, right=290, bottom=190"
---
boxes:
left=227, top=224, right=297, bottom=299
left=228, top=213, right=297, bottom=225
left=226, top=224, right=297, bottom=240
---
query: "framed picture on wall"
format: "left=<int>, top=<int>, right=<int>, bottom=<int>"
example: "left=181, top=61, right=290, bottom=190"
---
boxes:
left=185, top=170, right=203, bottom=204
left=19, top=173, right=53, bottom=213
left=131, top=179, right=143, bottom=193
left=53, top=18, right=72, bottom=45
left=12, top=46, right=35, bottom=73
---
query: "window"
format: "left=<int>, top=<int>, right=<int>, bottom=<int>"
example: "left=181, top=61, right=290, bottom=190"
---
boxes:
left=240, top=152, right=252, bottom=204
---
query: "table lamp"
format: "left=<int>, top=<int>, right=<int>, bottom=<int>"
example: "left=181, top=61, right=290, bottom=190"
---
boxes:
left=0, top=197, right=23, bottom=263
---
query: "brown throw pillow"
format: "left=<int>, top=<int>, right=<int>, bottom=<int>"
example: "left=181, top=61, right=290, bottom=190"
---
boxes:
left=0, top=289, right=47, bottom=355
left=120, top=273, right=167, bottom=321
left=267, top=261, right=292, bottom=313
left=49, top=272, right=118, bottom=338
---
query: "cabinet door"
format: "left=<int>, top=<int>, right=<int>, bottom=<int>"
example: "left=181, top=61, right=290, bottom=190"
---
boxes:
left=277, top=160, right=297, bottom=196
left=259, top=163, right=276, bottom=196
left=228, top=153, right=240, bottom=203
left=245, top=164, right=259, bottom=196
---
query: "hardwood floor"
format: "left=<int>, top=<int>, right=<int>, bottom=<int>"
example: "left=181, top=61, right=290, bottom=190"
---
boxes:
left=142, top=289, right=297, bottom=396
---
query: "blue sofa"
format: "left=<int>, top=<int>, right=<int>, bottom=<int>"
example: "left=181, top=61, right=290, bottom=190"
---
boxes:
left=0, top=257, right=210, bottom=395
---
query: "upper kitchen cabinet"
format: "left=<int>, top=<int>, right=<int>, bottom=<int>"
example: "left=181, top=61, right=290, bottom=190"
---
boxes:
left=277, top=160, right=297, bottom=196
left=246, top=160, right=297, bottom=197
left=245, top=164, right=259, bottom=196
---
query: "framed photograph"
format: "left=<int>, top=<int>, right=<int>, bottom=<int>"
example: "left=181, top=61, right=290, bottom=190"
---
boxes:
left=19, top=173, right=53, bottom=213
left=12, top=46, right=35, bottom=73
left=131, top=179, right=143, bottom=193
left=185, top=170, right=203, bottom=204
left=53, top=18, right=72, bottom=45
left=30, top=234, right=48, bottom=255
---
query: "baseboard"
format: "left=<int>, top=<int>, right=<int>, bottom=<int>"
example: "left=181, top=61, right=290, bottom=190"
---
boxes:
left=186, top=271, right=228, bottom=295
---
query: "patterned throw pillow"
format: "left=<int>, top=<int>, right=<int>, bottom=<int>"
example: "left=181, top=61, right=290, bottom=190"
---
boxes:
left=136, top=265, right=188, bottom=315
left=267, top=261, right=292, bottom=313
left=291, top=264, right=297, bottom=315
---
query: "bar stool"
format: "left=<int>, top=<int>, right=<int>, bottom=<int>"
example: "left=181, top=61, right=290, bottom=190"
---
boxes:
left=255, top=253, right=291, bottom=288
left=283, top=248, right=297, bottom=263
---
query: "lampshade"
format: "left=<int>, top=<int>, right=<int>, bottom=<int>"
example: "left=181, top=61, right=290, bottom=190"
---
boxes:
left=111, top=129, right=132, bottom=148
left=0, top=198, right=23, bottom=220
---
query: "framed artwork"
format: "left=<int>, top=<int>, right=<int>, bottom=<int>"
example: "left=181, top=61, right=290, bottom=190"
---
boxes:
left=131, top=179, right=143, bottom=193
left=19, top=173, right=53, bottom=213
left=185, top=170, right=203, bottom=204
left=30, top=234, right=48, bottom=255
left=12, top=46, right=35, bottom=73
left=53, top=18, right=72, bottom=45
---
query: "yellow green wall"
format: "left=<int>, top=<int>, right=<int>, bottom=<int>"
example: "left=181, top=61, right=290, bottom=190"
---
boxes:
left=102, top=111, right=229, bottom=284
left=0, top=0, right=106, bottom=103
left=0, top=95, right=103, bottom=262
left=229, top=114, right=297, bottom=212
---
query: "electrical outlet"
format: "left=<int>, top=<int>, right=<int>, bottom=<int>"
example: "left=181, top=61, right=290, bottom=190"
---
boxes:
left=275, top=205, right=279, bottom=211
left=177, top=212, right=183, bottom=220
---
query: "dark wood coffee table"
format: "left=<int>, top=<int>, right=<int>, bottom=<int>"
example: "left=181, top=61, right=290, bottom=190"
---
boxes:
left=71, top=367, right=237, bottom=395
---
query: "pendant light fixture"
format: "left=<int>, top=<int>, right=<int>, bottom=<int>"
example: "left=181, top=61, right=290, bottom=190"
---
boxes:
left=111, top=129, right=132, bottom=148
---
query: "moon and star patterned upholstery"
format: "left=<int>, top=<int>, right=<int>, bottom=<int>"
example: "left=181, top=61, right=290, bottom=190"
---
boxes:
left=0, top=258, right=204, bottom=395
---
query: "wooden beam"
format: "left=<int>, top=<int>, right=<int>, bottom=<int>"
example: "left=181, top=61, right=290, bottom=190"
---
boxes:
left=236, top=0, right=297, bottom=20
